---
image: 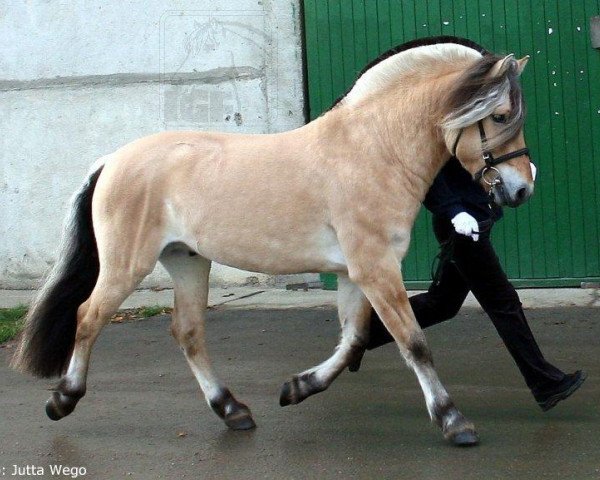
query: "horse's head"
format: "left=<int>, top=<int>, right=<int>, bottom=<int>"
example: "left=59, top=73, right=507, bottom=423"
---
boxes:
left=442, top=53, right=533, bottom=207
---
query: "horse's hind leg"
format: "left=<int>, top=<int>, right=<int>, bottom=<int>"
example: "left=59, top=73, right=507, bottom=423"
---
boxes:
left=46, top=263, right=153, bottom=420
left=160, top=248, right=255, bottom=431
left=280, top=274, right=370, bottom=406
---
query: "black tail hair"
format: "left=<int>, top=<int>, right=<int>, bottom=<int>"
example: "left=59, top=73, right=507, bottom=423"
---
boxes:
left=11, top=166, right=104, bottom=378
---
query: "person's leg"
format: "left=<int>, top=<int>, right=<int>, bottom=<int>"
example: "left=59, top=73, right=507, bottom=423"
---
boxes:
left=449, top=225, right=568, bottom=393
left=363, top=215, right=584, bottom=408
left=366, top=217, right=470, bottom=350
left=452, top=228, right=585, bottom=409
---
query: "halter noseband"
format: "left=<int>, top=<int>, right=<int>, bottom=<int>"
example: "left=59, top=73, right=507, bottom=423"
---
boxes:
left=452, top=120, right=530, bottom=186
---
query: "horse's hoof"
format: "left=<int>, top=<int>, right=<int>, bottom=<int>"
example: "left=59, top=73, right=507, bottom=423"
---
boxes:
left=209, top=388, right=256, bottom=430
left=437, top=403, right=478, bottom=447
left=225, top=409, right=257, bottom=431
left=45, top=397, right=63, bottom=421
left=45, top=391, right=78, bottom=421
left=279, top=376, right=306, bottom=406
left=279, top=379, right=295, bottom=407
left=448, top=429, right=479, bottom=447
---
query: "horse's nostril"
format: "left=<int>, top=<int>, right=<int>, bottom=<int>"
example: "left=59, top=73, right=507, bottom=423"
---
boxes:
left=516, top=187, right=528, bottom=201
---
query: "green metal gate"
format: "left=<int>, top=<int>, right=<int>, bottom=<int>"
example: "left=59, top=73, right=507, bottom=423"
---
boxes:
left=303, top=0, right=600, bottom=288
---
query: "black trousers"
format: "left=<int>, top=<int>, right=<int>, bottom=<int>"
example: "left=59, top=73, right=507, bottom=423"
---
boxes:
left=366, top=215, right=565, bottom=394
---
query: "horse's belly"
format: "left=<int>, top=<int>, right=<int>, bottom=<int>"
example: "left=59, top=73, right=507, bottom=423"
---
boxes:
left=193, top=225, right=348, bottom=275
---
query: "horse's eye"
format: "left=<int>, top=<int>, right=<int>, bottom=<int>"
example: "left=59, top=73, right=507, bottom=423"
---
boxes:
left=491, top=114, right=507, bottom=124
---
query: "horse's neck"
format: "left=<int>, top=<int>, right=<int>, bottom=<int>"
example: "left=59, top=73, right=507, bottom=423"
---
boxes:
left=389, top=114, right=450, bottom=200
left=320, top=87, right=451, bottom=202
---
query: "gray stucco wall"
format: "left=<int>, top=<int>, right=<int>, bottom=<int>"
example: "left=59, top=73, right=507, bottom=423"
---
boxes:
left=0, top=0, right=311, bottom=289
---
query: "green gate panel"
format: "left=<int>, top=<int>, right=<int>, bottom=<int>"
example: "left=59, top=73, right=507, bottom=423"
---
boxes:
left=304, top=0, right=600, bottom=288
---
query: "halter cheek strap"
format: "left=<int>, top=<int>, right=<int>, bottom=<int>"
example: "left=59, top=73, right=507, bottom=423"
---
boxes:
left=451, top=129, right=463, bottom=157
left=453, top=120, right=530, bottom=182
left=474, top=120, right=529, bottom=174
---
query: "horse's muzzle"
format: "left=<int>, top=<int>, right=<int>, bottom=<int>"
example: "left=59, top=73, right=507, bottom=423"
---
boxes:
left=492, top=182, right=533, bottom=208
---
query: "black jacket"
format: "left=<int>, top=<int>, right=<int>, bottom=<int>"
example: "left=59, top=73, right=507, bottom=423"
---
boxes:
left=423, top=157, right=502, bottom=222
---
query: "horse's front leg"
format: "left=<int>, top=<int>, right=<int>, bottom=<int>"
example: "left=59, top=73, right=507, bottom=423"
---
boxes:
left=346, top=247, right=479, bottom=446
left=279, top=274, right=371, bottom=406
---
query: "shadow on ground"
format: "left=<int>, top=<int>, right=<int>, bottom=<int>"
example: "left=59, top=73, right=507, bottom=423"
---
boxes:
left=1, top=307, right=598, bottom=479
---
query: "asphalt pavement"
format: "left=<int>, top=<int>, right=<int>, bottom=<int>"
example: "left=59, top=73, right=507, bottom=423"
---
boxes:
left=1, top=306, right=598, bottom=479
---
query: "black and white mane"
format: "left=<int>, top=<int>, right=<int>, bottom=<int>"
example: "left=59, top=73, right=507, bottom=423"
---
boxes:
left=330, top=36, right=525, bottom=150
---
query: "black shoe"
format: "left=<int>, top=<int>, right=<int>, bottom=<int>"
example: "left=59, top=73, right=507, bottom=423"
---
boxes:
left=534, top=370, right=587, bottom=412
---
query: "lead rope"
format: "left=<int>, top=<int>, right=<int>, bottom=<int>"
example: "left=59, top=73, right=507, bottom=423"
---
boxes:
left=429, top=219, right=494, bottom=286
left=430, top=236, right=456, bottom=287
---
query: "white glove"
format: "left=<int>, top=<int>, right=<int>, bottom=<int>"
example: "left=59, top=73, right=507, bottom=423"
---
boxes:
left=530, top=162, right=537, bottom=181
left=451, top=212, right=479, bottom=241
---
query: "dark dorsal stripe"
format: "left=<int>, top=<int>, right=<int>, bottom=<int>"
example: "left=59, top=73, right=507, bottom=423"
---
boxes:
left=329, top=35, right=488, bottom=110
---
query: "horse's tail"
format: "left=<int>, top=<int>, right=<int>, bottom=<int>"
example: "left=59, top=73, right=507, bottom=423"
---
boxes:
left=11, top=164, right=105, bottom=378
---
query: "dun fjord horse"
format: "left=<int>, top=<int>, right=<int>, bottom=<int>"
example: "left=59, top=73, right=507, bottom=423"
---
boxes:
left=13, top=37, right=534, bottom=446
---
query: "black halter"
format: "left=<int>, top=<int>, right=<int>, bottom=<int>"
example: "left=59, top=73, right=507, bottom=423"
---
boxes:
left=452, top=120, right=530, bottom=186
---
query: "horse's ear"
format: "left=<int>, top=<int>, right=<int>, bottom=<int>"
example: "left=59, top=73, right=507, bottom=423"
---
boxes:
left=515, top=55, right=530, bottom=75
left=490, top=54, right=515, bottom=77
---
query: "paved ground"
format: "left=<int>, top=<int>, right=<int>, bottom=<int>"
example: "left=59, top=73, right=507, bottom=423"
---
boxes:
left=1, top=307, right=599, bottom=479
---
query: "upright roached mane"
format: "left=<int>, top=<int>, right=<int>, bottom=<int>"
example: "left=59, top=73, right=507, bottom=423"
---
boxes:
left=341, top=43, right=482, bottom=106
left=330, top=35, right=488, bottom=109
left=332, top=36, right=525, bottom=155
left=12, top=36, right=534, bottom=447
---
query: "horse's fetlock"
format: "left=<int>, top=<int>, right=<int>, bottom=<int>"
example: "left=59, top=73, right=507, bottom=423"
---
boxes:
left=56, top=378, right=86, bottom=400
left=209, top=388, right=235, bottom=419
left=432, top=399, right=456, bottom=427
left=301, top=371, right=323, bottom=388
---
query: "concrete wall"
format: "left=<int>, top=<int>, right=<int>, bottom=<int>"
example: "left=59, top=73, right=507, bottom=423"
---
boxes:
left=0, top=0, right=312, bottom=289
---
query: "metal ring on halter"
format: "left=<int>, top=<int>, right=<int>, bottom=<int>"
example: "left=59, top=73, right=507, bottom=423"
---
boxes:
left=481, top=166, right=502, bottom=186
